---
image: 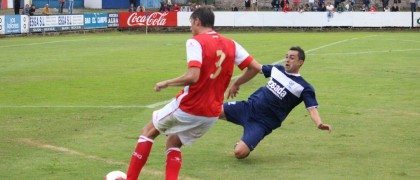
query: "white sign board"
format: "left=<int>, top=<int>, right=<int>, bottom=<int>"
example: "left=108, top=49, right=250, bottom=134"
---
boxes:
left=177, top=12, right=417, bottom=28
left=0, top=16, right=4, bottom=35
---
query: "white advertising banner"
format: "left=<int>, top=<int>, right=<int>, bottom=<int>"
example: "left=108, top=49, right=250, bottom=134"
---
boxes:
left=414, top=12, right=420, bottom=27
left=29, top=15, right=84, bottom=32
left=0, top=16, right=4, bottom=35
left=177, top=12, right=192, bottom=27
left=21, top=15, right=29, bottom=33
left=351, top=12, right=411, bottom=27
left=177, top=12, right=415, bottom=28
left=85, top=0, right=102, bottom=9
left=232, top=12, right=265, bottom=27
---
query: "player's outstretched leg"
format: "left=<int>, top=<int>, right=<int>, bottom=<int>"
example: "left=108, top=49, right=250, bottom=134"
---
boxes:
left=126, top=122, right=159, bottom=180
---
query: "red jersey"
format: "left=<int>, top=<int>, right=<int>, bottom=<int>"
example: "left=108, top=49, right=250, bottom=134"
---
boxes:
left=175, top=31, right=253, bottom=117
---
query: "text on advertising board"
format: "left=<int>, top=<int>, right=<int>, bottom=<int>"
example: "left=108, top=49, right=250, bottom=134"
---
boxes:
left=118, top=12, right=177, bottom=28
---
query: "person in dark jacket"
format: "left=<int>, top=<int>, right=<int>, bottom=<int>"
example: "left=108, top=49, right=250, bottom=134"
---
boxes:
left=14, top=0, right=21, bottom=15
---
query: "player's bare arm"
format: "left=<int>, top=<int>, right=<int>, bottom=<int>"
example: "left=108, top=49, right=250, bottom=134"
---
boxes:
left=227, top=61, right=262, bottom=99
left=307, top=107, right=332, bottom=132
left=154, top=67, right=200, bottom=92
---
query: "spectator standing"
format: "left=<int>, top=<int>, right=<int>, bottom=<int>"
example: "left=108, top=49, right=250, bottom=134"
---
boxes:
left=363, top=0, right=370, bottom=9
left=311, top=0, right=319, bottom=11
left=29, top=4, right=36, bottom=15
left=382, top=0, right=389, bottom=11
left=251, top=0, right=258, bottom=11
left=350, top=0, right=355, bottom=11
left=344, top=1, right=350, bottom=11
left=22, top=4, right=30, bottom=15
left=361, top=4, right=366, bottom=11
left=334, top=0, right=341, bottom=8
left=272, top=0, right=280, bottom=11
left=326, top=2, right=334, bottom=11
left=319, top=2, right=327, bottom=11
left=68, top=0, right=74, bottom=14
left=231, top=4, right=239, bottom=11
left=245, top=0, right=251, bottom=11
left=410, top=0, right=416, bottom=11
left=58, top=0, right=65, bottom=14
left=308, top=0, right=315, bottom=11
left=292, top=0, right=301, bottom=11
left=326, top=2, right=334, bottom=18
left=14, top=0, right=21, bottom=15
left=128, top=3, right=135, bottom=12
left=369, top=4, right=377, bottom=11
left=159, top=0, right=167, bottom=12
left=318, top=0, right=325, bottom=8
left=384, top=5, right=390, bottom=11
left=42, top=4, right=51, bottom=15
left=172, top=3, right=180, bottom=11
left=390, top=3, right=399, bottom=11
left=137, top=5, right=146, bottom=12
left=337, top=2, right=344, bottom=12
left=280, top=0, right=290, bottom=11
left=393, top=0, right=401, bottom=9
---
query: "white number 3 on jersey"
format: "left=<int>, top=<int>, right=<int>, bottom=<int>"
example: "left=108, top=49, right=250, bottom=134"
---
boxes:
left=210, top=50, right=226, bottom=79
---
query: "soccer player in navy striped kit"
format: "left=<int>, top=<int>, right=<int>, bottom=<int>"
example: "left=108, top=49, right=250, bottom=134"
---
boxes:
left=220, top=46, right=332, bottom=159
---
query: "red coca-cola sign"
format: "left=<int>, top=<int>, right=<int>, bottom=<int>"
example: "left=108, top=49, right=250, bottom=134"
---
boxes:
left=119, top=12, right=177, bottom=28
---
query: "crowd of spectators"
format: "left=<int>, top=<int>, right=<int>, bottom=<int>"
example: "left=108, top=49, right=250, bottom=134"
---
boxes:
left=230, top=0, right=416, bottom=12
left=15, top=0, right=75, bottom=16
left=266, top=0, right=414, bottom=12
left=7, top=0, right=418, bottom=15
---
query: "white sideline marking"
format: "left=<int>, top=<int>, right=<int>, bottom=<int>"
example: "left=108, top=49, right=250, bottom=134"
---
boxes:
left=308, top=48, right=420, bottom=56
left=0, top=103, right=173, bottom=109
left=0, top=39, right=87, bottom=48
left=19, top=138, right=126, bottom=166
left=18, top=138, right=197, bottom=179
left=1, top=35, right=376, bottom=110
left=0, top=105, right=149, bottom=108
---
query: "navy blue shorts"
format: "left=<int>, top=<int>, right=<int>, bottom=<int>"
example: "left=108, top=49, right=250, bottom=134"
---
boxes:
left=223, top=101, right=272, bottom=151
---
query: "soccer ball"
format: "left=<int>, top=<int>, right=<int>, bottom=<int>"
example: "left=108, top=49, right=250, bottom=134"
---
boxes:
left=105, top=170, right=127, bottom=180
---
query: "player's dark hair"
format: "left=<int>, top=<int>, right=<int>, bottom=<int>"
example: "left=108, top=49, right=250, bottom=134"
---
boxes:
left=290, top=46, right=305, bottom=61
left=190, top=6, right=215, bottom=28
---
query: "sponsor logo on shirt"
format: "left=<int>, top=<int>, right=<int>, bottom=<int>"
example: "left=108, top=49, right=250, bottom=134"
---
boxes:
left=271, top=67, right=304, bottom=98
left=266, top=79, right=287, bottom=99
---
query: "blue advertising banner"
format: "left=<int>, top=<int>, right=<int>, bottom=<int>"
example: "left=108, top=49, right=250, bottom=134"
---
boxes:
left=5, top=15, right=21, bottom=34
left=108, top=13, right=119, bottom=28
left=84, top=13, right=108, bottom=29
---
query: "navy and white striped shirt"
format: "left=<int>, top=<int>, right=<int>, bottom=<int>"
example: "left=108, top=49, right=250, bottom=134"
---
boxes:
left=247, top=64, right=318, bottom=130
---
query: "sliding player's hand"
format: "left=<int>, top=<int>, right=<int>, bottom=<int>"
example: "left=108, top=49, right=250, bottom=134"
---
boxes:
left=227, top=84, right=240, bottom=99
left=154, top=81, right=168, bottom=92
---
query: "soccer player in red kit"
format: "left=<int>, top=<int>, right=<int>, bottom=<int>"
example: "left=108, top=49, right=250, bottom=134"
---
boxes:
left=126, top=6, right=261, bottom=180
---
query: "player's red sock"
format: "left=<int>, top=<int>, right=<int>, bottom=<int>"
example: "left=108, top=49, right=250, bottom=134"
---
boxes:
left=165, top=148, right=182, bottom=180
left=126, top=135, right=154, bottom=180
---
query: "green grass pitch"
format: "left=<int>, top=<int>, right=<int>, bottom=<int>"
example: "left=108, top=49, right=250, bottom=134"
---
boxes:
left=0, top=31, right=419, bottom=179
